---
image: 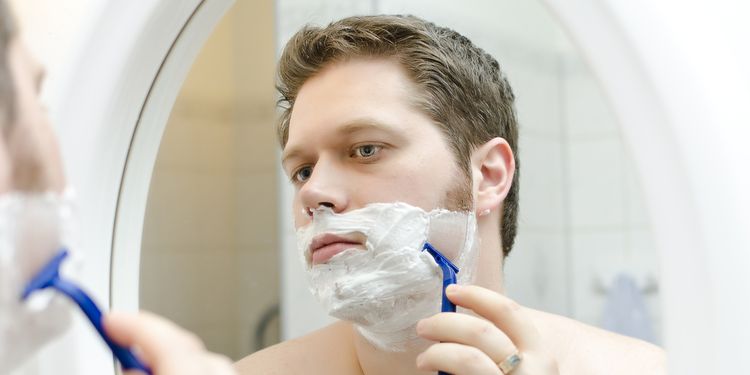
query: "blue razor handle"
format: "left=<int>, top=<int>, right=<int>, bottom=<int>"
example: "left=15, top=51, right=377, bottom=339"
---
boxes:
left=21, top=249, right=153, bottom=375
left=423, top=242, right=459, bottom=313
left=423, top=242, right=459, bottom=375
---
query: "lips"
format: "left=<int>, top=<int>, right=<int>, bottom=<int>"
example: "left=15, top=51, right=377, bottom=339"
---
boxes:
left=309, top=233, right=365, bottom=265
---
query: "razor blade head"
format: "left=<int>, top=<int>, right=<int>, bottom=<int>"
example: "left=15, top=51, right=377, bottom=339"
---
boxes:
left=21, top=249, right=69, bottom=300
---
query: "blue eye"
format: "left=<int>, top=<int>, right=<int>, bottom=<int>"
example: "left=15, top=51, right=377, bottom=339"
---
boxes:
left=293, top=166, right=313, bottom=183
left=353, top=144, right=382, bottom=158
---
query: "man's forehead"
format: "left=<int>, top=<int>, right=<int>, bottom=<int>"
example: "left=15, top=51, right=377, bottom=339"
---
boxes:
left=291, top=57, right=419, bottom=112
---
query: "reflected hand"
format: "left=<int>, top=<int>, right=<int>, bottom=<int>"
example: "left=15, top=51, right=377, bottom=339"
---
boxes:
left=105, top=311, right=237, bottom=375
left=416, top=285, right=559, bottom=375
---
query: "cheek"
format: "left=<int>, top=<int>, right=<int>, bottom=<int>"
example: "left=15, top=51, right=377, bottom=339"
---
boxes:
left=350, top=159, right=450, bottom=211
left=398, top=150, right=460, bottom=207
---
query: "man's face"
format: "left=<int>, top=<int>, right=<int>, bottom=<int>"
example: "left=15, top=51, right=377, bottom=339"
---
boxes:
left=282, top=57, right=472, bottom=230
left=0, top=37, right=64, bottom=194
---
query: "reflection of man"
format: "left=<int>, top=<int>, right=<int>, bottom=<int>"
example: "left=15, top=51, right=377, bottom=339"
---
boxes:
left=0, top=2, right=235, bottom=374
left=236, top=15, right=665, bottom=374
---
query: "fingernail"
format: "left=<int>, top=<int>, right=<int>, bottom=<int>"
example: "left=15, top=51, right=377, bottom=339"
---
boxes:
left=446, top=284, right=460, bottom=294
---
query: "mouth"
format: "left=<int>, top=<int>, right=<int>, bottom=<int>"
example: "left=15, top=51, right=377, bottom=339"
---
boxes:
left=309, top=232, right=365, bottom=265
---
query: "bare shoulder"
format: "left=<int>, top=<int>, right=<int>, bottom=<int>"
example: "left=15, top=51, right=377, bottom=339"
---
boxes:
left=234, top=321, right=361, bottom=375
left=525, top=308, right=666, bottom=375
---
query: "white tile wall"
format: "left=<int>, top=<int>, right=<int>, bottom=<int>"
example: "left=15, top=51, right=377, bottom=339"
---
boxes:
left=508, top=63, right=563, bottom=139
left=561, top=42, right=661, bottom=343
left=516, top=135, right=565, bottom=231
left=276, top=0, right=374, bottom=46
left=505, top=229, right=570, bottom=316
left=376, top=0, right=561, bottom=54
left=140, top=251, right=240, bottom=355
left=567, top=137, right=626, bottom=229
left=623, top=152, right=652, bottom=228
left=562, top=66, right=620, bottom=139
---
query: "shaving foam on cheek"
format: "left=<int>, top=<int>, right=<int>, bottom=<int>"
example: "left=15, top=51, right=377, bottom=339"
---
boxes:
left=296, top=202, right=479, bottom=351
left=0, top=189, right=80, bottom=372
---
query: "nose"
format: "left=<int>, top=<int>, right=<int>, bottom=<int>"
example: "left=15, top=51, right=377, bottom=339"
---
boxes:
left=298, top=159, right=349, bottom=217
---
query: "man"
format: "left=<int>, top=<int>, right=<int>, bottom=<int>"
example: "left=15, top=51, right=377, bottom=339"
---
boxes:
left=0, top=2, right=235, bottom=374
left=235, top=15, right=665, bottom=374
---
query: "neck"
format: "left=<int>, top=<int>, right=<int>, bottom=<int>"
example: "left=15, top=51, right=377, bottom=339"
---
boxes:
left=472, top=213, right=505, bottom=293
left=353, top=327, right=434, bottom=375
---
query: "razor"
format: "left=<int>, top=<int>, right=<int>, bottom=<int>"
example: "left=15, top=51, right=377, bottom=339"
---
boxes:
left=22, top=248, right=152, bottom=374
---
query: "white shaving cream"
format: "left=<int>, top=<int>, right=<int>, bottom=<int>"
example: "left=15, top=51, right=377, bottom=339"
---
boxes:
left=297, top=202, right=479, bottom=351
left=0, top=189, right=79, bottom=372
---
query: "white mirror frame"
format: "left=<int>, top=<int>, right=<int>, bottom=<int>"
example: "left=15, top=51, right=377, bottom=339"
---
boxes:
left=50, top=0, right=749, bottom=374
left=51, top=0, right=233, bottom=373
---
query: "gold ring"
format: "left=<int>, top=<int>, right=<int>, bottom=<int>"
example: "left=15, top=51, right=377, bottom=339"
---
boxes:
left=497, top=352, right=522, bottom=374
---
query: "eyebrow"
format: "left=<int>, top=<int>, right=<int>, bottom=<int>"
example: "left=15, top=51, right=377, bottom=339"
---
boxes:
left=281, top=117, right=405, bottom=168
left=338, top=118, right=402, bottom=136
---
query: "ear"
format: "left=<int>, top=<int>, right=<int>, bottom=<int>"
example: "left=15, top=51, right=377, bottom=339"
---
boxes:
left=471, top=137, right=515, bottom=216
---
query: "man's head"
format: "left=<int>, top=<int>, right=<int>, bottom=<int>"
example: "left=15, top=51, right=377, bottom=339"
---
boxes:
left=0, top=0, right=65, bottom=194
left=278, top=15, right=519, bottom=256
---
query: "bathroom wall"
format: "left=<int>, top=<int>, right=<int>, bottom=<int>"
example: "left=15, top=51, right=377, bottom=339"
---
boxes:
left=139, top=0, right=280, bottom=360
left=559, top=53, right=661, bottom=340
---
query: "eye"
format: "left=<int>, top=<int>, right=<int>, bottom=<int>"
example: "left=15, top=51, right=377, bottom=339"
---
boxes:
left=292, top=165, right=313, bottom=183
left=351, top=144, right=382, bottom=159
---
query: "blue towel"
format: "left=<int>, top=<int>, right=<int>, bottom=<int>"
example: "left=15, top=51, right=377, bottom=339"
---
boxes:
left=600, top=273, right=657, bottom=344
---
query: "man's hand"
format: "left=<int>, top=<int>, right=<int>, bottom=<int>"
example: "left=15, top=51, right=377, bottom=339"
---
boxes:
left=416, top=284, right=559, bottom=375
left=104, top=311, right=237, bottom=375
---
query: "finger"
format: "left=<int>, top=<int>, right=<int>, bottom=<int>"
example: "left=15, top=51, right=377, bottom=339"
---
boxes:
left=417, top=312, right=516, bottom=362
left=104, top=311, right=205, bottom=367
left=446, top=284, right=541, bottom=350
left=417, top=342, right=499, bottom=375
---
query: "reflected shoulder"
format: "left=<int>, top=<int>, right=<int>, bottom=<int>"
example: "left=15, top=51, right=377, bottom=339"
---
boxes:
left=234, top=321, right=361, bottom=375
left=525, top=308, right=666, bottom=375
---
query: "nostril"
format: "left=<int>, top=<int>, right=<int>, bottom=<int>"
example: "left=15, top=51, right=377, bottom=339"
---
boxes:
left=306, top=202, right=335, bottom=217
left=319, top=202, right=334, bottom=209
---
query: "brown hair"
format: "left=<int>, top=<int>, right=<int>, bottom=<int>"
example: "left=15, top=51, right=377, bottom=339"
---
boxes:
left=277, top=15, right=520, bottom=256
left=0, top=0, right=16, bottom=129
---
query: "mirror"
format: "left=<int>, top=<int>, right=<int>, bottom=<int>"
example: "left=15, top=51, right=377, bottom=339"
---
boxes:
left=139, top=0, right=662, bottom=361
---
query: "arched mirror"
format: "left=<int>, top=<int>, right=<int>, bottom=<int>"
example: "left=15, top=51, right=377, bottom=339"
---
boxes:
left=137, top=0, right=661, bottom=363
